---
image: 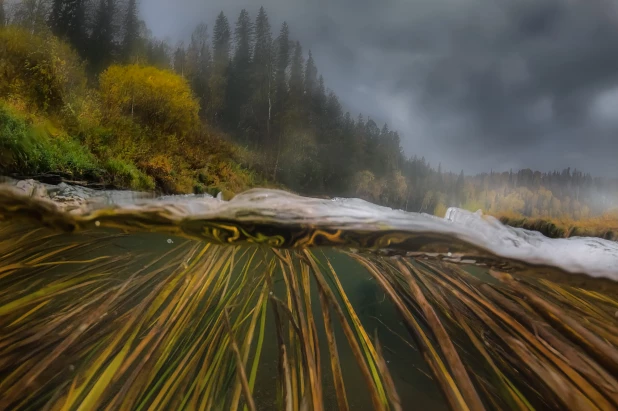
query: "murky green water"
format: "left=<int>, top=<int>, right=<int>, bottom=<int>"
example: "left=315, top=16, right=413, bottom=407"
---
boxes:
left=2, top=187, right=618, bottom=410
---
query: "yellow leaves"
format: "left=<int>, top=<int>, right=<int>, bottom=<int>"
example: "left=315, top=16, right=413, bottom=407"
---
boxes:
left=0, top=27, right=86, bottom=113
left=434, top=203, right=448, bottom=217
left=353, top=170, right=383, bottom=202
left=143, top=154, right=173, bottom=176
left=99, top=64, right=200, bottom=137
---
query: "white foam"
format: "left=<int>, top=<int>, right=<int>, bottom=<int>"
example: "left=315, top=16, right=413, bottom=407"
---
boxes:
left=443, top=207, right=618, bottom=280
left=111, top=189, right=618, bottom=280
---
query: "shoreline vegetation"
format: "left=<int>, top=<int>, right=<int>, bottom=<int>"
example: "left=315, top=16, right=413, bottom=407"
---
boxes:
left=2, top=219, right=618, bottom=409
left=495, top=212, right=618, bottom=241
left=1, top=5, right=617, bottom=237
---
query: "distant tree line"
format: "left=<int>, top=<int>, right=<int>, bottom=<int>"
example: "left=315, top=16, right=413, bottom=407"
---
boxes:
left=2, top=1, right=618, bottom=219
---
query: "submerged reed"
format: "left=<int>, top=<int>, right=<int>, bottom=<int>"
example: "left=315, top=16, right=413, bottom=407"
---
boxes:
left=1, top=218, right=618, bottom=410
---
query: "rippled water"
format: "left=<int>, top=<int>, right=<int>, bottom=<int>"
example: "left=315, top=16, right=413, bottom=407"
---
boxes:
left=1, top=185, right=617, bottom=410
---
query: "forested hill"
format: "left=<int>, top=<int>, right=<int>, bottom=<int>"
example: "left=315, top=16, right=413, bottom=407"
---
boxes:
left=1, top=1, right=618, bottom=221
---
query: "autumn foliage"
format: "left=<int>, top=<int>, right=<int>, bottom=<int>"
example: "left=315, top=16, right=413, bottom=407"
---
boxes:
left=0, top=27, right=263, bottom=195
left=0, top=27, right=86, bottom=113
left=99, top=65, right=199, bottom=137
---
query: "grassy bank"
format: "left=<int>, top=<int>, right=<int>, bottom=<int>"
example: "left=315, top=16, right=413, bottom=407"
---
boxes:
left=494, top=211, right=618, bottom=240
left=0, top=27, right=270, bottom=197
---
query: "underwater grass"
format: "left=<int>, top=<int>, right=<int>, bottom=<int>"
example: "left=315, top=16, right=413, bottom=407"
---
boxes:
left=1, top=220, right=618, bottom=410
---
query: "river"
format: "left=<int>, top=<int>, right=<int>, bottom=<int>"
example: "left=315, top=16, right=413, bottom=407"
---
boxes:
left=1, top=185, right=617, bottom=410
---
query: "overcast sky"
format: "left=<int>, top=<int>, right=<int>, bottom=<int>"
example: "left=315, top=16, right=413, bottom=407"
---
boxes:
left=141, top=0, right=618, bottom=176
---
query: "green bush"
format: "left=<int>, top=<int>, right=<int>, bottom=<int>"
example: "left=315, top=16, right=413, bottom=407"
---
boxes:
left=104, top=158, right=155, bottom=191
left=0, top=105, right=99, bottom=177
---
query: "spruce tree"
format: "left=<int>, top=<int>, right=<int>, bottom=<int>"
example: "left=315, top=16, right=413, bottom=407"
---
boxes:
left=49, top=0, right=87, bottom=55
left=122, top=0, right=139, bottom=62
left=233, top=10, right=252, bottom=70
left=173, top=43, right=186, bottom=76
left=303, top=51, right=318, bottom=128
left=272, top=22, right=290, bottom=180
left=226, top=9, right=253, bottom=131
left=185, top=23, right=210, bottom=117
left=304, top=50, right=317, bottom=97
left=89, top=0, right=116, bottom=73
left=49, top=0, right=64, bottom=35
left=252, top=6, right=273, bottom=147
left=314, top=74, right=326, bottom=118
left=209, top=11, right=231, bottom=124
left=274, top=22, right=290, bottom=115
left=0, top=0, right=5, bottom=27
left=288, top=41, right=304, bottom=108
left=212, top=11, right=231, bottom=66
left=146, top=40, right=171, bottom=69
left=196, top=41, right=212, bottom=118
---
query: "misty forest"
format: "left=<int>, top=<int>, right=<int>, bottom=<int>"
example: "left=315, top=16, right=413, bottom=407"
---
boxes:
left=1, top=0, right=618, bottom=230
left=4, top=2, right=618, bottom=411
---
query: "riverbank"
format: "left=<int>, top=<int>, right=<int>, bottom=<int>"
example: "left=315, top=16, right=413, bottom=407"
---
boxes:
left=4, top=176, right=617, bottom=243
left=0, top=176, right=156, bottom=211
left=494, top=212, right=618, bottom=241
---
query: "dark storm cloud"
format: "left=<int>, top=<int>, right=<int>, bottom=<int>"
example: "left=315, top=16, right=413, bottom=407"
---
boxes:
left=141, top=0, right=618, bottom=176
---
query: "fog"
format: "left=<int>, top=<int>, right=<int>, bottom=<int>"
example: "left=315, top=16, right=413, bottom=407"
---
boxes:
left=139, top=0, right=618, bottom=176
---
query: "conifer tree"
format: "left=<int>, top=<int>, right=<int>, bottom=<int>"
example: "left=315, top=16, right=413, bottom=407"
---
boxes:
left=146, top=39, right=171, bottom=69
left=185, top=23, right=211, bottom=117
left=49, top=0, right=87, bottom=55
left=122, top=0, right=139, bottom=61
left=212, top=11, right=231, bottom=66
left=89, top=0, right=116, bottom=73
left=226, top=9, right=253, bottom=131
left=304, top=50, right=317, bottom=98
left=288, top=41, right=304, bottom=108
left=196, top=41, right=212, bottom=117
left=274, top=22, right=290, bottom=113
left=208, top=11, right=231, bottom=124
left=0, top=0, right=5, bottom=27
left=271, top=22, right=290, bottom=179
left=252, top=6, right=273, bottom=147
left=173, top=43, right=186, bottom=76
left=49, top=0, right=64, bottom=34
left=233, top=10, right=252, bottom=70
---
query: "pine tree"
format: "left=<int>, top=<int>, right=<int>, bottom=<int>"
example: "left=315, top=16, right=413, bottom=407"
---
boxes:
left=252, top=6, right=273, bottom=147
left=196, top=41, right=212, bottom=117
left=233, top=10, right=252, bottom=69
left=173, top=43, right=186, bottom=76
left=304, top=50, right=317, bottom=98
left=288, top=41, right=304, bottom=107
left=146, top=39, right=171, bottom=69
left=314, top=74, right=326, bottom=121
left=185, top=23, right=210, bottom=117
left=209, top=11, right=231, bottom=124
left=122, top=0, right=139, bottom=62
left=0, top=0, right=5, bottom=27
left=226, top=9, right=253, bottom=131
left=49, top=0, right=87, bottom=55
left=49, top=0, right=64, bottom=35
left=271, top=22, right=290, bottom=179
left=274, top=22, right=290, bottom=112
left=89, top=0, right=116, bottom=73
left=212, top=11, right=231, bottom=66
